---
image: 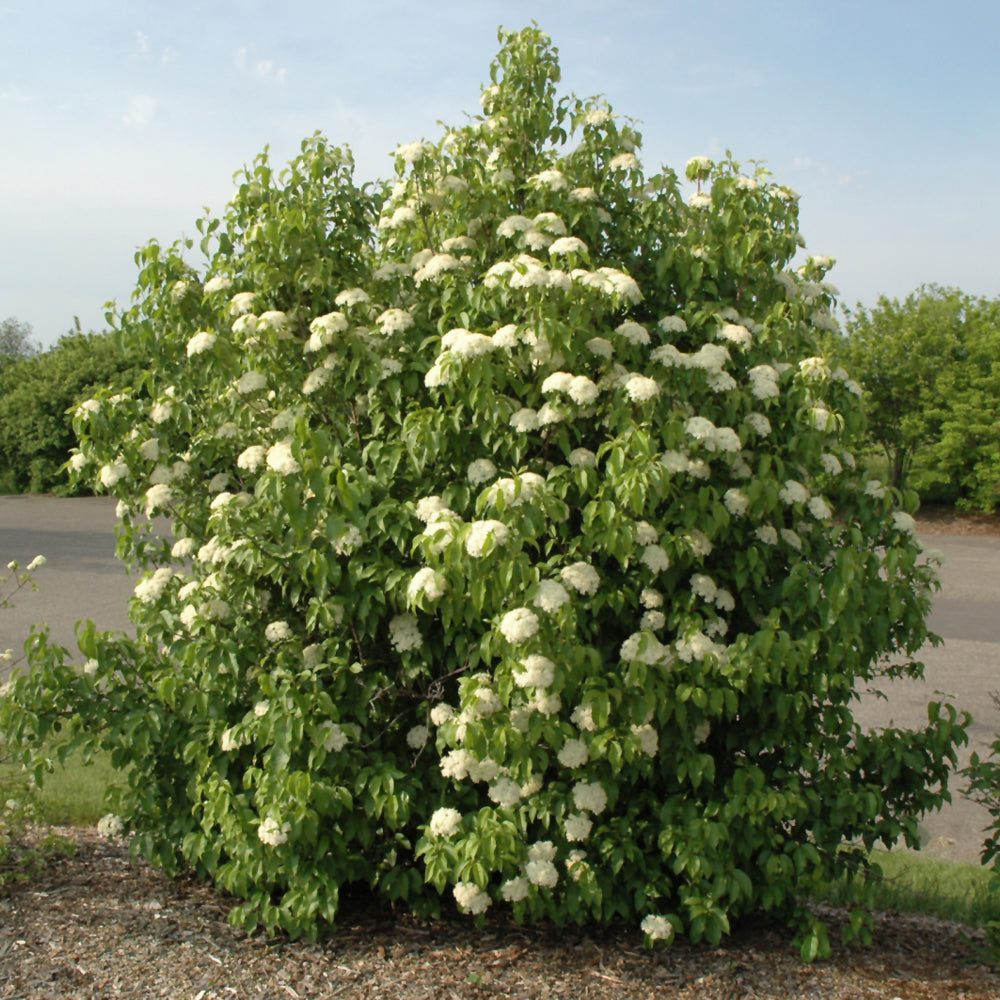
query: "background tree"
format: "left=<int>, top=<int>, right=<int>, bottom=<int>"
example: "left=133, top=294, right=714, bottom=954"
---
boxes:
left=0, top=317, right=39, bottom=369
left=927, top=295, right=1000, bottom=510
left=831, top=287, right=1000, bottom=509
left=0, top=328, right=140, bottom=494
left=833, top=286, right=966, bottom=493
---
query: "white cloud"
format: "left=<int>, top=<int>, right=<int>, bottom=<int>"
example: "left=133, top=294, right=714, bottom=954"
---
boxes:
left=122, top=93, right=157, bottom=127
left=792, top=156, right=823, bottom=171
left=233, top=46, right=286, bottom=83
left=135, top=30, right=149, bottom=56
left=0, top=87, right=33, bottom=104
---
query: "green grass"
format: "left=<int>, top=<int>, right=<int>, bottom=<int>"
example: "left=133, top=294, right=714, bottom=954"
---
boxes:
left=817, top=848, right=1000, bottom=929
left=1, top=742, right=124, bottom=827
left=33, top=745, right=123, bottom=825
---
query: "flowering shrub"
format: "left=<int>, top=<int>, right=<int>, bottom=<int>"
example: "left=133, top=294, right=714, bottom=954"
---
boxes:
left=0, top=27, right=967, bottom=956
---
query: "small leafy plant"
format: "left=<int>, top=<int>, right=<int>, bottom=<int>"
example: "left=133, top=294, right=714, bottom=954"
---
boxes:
left=0, top=26, right=967, bottom=954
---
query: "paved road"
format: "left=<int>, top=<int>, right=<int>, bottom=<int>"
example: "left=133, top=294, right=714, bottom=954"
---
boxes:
left=2, top=496, right=998, bottom=862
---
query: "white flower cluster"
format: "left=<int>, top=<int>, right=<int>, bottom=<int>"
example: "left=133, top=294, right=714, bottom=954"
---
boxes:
left=429, top=807, right=462, bottom=837
left=541, top=371, right=600, bottom=406
left=453, top=881, right=491, bottom=914
left=532, top=579, right=570, bottom=613
left=320, top=721, right=348, bottom=752
left=560, top=561, right=600, bottom=595
left=407, top=567, right=447, bottom=603
left=258, top=816, right=291, bottom=847
left=641, top=914, right=674, bottom=942
left=499, top=608, right=539, bottom=644
left=133, top=567, right=173, bottom=604
left=97, top=813, right=124, bottom=839
left=266, top=441, right=300, bottom=476
left=389, top=613, right=423, bottom=652
left=465, top=519, right=510, bottom=557
left=514, top=654, right=556, bottom=688
left=684, top=416, right=742, bottom=453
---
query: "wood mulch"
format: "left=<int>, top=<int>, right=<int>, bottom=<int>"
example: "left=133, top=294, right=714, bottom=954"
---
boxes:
left=914, top=504, right=1000, bottom=537
left=1, top=829, right=998, bottom=1000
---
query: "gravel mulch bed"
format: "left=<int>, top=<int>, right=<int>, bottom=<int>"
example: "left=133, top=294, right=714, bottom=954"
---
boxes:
left=2, top=829, right=999, bottom=1000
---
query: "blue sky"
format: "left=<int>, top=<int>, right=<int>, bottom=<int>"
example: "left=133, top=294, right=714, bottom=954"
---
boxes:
left=2, top=1, right=998, bottom=348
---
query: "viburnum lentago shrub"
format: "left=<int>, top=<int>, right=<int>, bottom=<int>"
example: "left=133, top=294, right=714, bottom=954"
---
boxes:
left=0, top=26, right=967, bottom=957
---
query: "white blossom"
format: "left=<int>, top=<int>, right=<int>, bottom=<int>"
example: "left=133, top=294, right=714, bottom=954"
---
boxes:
left=632, top=724, right=659, bottom=757
left=641, top=914, right=674, bottom=942
left=144, top=483, right=173, bottom=517
left=514, top=655, right=556, bottom=689
left=568, top=448, right=596, bottom=468
left=573, top=781, right=608, bottom=815
left=529, top=168, right=569, bottom=191
left=499, top=608, right=539, bottom=644
left=488, top=777, right=522, bottom=808
left=265, top=620, right=293, bottom=642
left=406, top=724, right=429, bottom=749
left=526, top=859, right=559, bottom=888
left=237, top=445, right=267, bottom=472
left=779, top=480, right=809, bottom=505
left=408, top=567, right=447, bottom=602
left=561, top=561, right=600, bottom=595
left=557, top=738, right=589, bottom=769
left=430, top=807, right=462, bottom=837
left=186, top=331, right=216, bottom=357
left=465, top=519, right=510, bottom=557
left=389, top=614, right=423, bottom=652
left=807, top=496, right=833, bottom=520
left=533, top=579, right=570, bottom=613
left=586, top=337, right=614, bottom=358
left=100, top=461, right=128, bottom=488
left=376, top=308, right=414, bottom=335
left=229, top=291, right=258, bottom=316
left=755, top=525, right=779, bottom=546
left=414, top=253, right=462, bottom=284
left=258, top=817, right=291, bottom=847
left=501, top=877, right=529, bottom=902
left=641, top=544, right=670, bottom=573
left=334, top=287, right=370, bottom=308
left=334, top=525, right=364, bottom=556
left=548, top=236, right=587, bottom=256
left=564, top=813, right=593, bottom=841
left=510, top=407, right=540, bottom=433
left=237, top=370, right=267, bottom=395
left=134, top=567, right=173, bottom=604
left=265, top=441, right=300, bottom=476
left=320, top=722, right=348, bottom=752
left=97, top=814, right=124, bottom=839
left=394, top=140, right=430, bottom=164
left=609, top=152, right=641, bottom=172
left=203, top=275, right=232, bottom=294
left=624, top=374, right=660, bottom=402
left=780, top=528, right=803, bottom=550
